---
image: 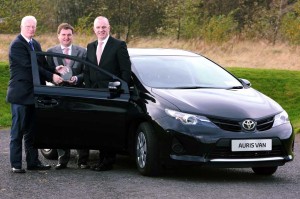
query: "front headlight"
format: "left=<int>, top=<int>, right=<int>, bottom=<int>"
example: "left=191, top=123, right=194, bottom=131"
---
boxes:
left=272, top=111, right=290, bottom=127
left=165, top=109, right=211, bottom=125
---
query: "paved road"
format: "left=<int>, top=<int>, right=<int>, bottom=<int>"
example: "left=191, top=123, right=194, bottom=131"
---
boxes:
left=0, top=128, right=299, bottom=199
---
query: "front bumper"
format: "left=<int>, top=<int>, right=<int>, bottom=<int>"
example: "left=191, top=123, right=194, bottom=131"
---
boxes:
left=157, top=121, right=295, bottom=168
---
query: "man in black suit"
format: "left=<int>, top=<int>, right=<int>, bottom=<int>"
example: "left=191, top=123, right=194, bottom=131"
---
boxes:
left=84, top=16, right=131, bottom=171
left=6, top=16, right=65, bottom=173
left=47, top=23, right=90, bottom=170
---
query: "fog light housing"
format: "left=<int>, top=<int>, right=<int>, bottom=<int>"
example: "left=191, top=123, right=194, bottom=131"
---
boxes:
left=172, top=138, right=185, bottom=154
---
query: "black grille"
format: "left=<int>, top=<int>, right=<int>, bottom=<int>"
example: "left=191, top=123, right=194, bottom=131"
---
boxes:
left=209, top=118, right=241, bottom=132
left=257, top=117, right=274, bottom=131
left=208, top=145, right=284, bottom=159
left=209, top=116, right=274, bottom=132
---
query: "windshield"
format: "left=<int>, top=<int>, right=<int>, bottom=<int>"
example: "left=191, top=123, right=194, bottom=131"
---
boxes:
left=132, top=56, right=243, bottom=89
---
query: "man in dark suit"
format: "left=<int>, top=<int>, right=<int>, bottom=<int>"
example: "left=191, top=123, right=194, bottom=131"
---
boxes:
left=6, top=16, right=65, bottom=173
left=84, top=16, right=131, bottom=171
left=47, top=23, right=89, bottom=170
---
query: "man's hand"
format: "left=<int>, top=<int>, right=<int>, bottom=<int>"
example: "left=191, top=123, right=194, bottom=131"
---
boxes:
left=66, top=76, right=77, bottom=85
left=55, top=65, right=69, bottom=75
left=52, top=74, right=64, bottom=84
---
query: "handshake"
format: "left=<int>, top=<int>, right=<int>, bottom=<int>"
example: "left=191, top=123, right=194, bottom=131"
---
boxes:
left=55, top=65, right=77, bottom=85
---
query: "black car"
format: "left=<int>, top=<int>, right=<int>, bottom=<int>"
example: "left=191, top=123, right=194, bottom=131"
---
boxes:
left=31, top=48, right=295, bottom=176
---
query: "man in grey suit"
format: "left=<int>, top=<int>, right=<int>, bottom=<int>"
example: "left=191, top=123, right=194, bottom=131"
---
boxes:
left=47, top=23, right=89, bottom=169
left=47, top=23, right=86, bottom=87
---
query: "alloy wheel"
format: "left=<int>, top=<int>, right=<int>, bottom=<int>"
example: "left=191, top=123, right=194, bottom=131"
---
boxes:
left=137, top=131, right=147, bottom=168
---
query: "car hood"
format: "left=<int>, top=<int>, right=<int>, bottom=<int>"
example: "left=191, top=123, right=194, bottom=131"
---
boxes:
left=152, top=88, right=283, bottom=119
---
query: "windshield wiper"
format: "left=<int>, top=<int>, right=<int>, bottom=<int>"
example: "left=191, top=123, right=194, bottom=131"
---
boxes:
left=173, top=86, right=205, bottom=89
left=227, top=86, right=244, bottom=89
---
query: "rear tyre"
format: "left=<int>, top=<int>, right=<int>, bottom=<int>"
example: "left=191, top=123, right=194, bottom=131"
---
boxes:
left=135, top=122, right=160, bottom=176
left=40, top=149, right=58, bottom=160
left=252, top=166, right=278, bottom=175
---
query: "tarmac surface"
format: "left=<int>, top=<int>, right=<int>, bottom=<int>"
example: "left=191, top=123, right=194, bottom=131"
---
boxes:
left=0, top=128, right=299, bottom=199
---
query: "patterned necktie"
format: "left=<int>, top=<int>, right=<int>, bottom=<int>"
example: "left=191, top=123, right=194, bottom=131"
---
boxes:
left=63, top=47, right=70, bottom=65
left=96, top=41, right=103, bottom=64
left=29, top=41, right=34, bottom=51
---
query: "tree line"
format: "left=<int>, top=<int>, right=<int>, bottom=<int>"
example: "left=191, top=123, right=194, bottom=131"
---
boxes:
left=1, top=0, right=300, bottom=44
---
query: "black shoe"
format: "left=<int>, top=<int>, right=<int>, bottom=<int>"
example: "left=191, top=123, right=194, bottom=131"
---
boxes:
left=11, top=167, right=26, bottom=173
left=78, top=163, right=90, bottom=169
left=54, top=163, right=67, bottom=170
left=91, top=162, right=113, bottom=171
left=27, top=164, right=51, bottom=170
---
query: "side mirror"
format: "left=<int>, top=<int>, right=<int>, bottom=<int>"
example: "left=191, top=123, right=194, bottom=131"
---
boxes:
left=239, top=78, right=251, bottom=87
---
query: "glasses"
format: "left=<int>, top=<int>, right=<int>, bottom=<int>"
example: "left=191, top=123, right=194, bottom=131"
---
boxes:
left=24, top=26, right=36, bottom=30
left=95, top=26, right=108, bottom=30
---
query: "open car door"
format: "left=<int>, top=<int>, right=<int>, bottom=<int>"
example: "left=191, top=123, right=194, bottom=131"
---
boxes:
left=31, top=51, right=130, bottom=151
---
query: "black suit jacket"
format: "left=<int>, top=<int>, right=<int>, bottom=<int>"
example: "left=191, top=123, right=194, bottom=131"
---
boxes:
left=47, top=45, right=87, bottom=86
left=84, top=36, right=131, bottom=88
left=6, top=34, right=54, bottom=105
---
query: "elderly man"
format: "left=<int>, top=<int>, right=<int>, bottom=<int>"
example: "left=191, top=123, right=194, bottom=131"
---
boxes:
left=6, top=15, right=64, bottom=173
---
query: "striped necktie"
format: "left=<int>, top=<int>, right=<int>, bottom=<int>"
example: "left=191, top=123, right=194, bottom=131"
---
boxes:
left=63, top=47, right=70, bottom=65
left=29, top=40, right=34, bottom=51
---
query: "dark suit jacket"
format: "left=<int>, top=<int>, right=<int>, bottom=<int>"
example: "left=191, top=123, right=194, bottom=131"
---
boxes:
left=47, top=45, right=87, bottom=86
left=6, top=34, right=54, bottom=105
left=84, top=36, right=131, bottom=88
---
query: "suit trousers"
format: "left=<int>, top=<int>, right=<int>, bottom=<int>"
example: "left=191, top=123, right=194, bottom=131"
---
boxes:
left=10, top=104, right=41, bottom=168
left=57, top=149, right=89, bottom=165
left=77, top=149, right=89, bottom=165
left=57, top=149, right=70, bottom=165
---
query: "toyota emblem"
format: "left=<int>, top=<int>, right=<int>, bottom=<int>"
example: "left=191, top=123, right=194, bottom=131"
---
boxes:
left=241, top=119, right=256, bottom=131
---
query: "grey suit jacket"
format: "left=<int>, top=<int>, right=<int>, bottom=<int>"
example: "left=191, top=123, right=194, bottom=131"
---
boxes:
left=47, top=45, right=86, bottom=86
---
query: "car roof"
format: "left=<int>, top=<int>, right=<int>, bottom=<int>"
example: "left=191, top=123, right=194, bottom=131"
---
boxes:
left=128, top=48, right=200, bottom=57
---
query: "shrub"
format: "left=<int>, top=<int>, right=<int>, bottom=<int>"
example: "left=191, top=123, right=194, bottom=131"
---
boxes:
left=280, top=1, right=300, bottom=44
left=201, top=14, right=238, bottom=43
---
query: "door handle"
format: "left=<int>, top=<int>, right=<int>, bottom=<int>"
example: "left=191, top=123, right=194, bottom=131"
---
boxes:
left=36, top=98, right=59, bottom=108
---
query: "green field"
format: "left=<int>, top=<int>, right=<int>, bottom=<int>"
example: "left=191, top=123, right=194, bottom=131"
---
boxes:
left=0, top=62, right=10, bottom=128
left=226, top=67, right=300, bottom=133
left=0, top=62, right=299, bottom=133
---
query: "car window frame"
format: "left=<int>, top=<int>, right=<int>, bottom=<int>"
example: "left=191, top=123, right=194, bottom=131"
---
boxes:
left=30, top=51, right=130, bottom=94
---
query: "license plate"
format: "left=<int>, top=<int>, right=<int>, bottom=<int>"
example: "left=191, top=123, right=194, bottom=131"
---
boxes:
left=231, top=139, right=272, bottom=152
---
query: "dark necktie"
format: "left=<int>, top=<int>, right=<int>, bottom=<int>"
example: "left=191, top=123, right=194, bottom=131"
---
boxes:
left=29, top=41, right=34, bottom=51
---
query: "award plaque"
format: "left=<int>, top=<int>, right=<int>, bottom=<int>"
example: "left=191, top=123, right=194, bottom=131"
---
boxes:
left=61, top=66, right=72, bottom=81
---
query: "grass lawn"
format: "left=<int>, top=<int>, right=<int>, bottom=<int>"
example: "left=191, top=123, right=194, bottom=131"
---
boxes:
left=0, top=62, right=299, bottom=133
left=0, top=62, right=10, bottom=128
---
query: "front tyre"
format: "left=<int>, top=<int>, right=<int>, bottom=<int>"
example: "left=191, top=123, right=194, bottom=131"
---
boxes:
left=136, top=122, right=160, bottom=176
left=252, top=166, right=278, bottom=175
